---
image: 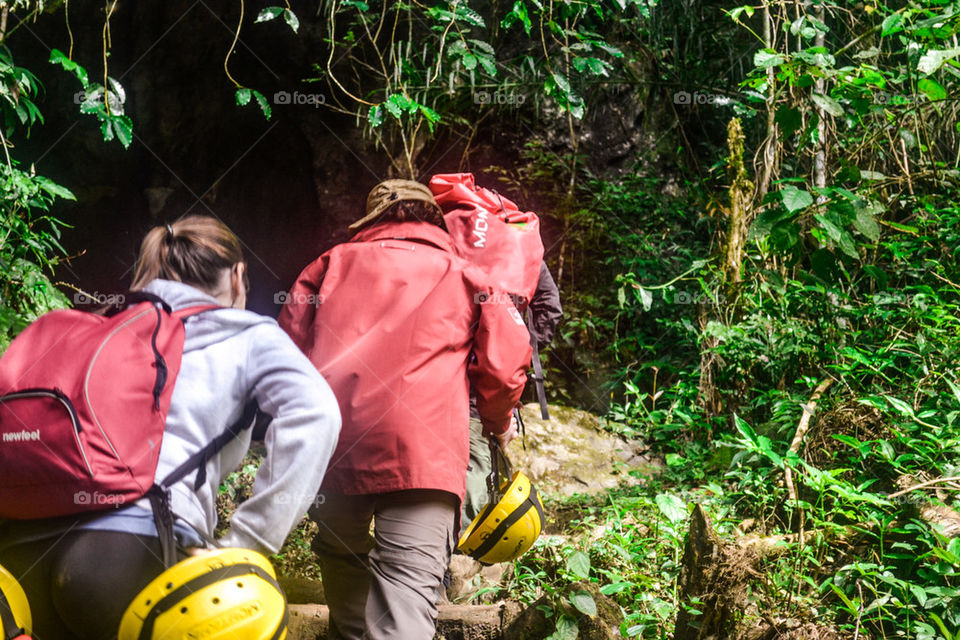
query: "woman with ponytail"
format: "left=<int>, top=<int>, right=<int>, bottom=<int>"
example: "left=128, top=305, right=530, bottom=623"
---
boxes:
left=0, top=215, right=341, bottom=639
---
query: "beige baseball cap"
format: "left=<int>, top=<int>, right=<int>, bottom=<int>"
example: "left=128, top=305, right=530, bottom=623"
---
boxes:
left=348, top=179, right=443, bottom=233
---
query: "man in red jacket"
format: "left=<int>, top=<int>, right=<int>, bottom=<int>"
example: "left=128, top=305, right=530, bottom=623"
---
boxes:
left=279, top=179, right=531, bottom=640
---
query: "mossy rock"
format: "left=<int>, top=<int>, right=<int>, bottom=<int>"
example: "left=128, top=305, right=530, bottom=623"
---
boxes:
left=506, top=403, right=656, bottom=498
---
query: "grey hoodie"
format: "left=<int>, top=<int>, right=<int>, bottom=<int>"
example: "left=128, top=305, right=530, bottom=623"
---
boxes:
left=84, top=279, right=342, bottom=553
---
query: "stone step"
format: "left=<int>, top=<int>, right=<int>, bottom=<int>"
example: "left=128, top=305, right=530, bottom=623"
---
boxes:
left=288, top=603, right=519, bottom=640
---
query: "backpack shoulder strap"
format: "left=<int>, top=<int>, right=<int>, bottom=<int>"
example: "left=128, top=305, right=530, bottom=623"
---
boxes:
left=148, top=400, right=259, bottom=566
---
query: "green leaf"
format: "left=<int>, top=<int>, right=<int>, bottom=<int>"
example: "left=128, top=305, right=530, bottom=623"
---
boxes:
left=909, top=584, right=928, bottom=607
left=775, top=106, right=802, bottom=139
left=454, top=5, right=486, bottom=27
left=566, top=551, right=591, bottom=579
left=917, top=48, right=960, bottom=75
left=235, top=88, right=252, bottom=106
left=546, top=615, right=579, bottom=640
left=811, top=93, right=844, bottom=117
left=384, top=97, right=403, bottom=119
left=754, top=49, right=785, bottom=69
left=853, top=200, right=881, bottom=242
left=283, top=9, right=300, bottom=33
left=252, top=89, right=272, bottom=119
left=655, top=493, right=687, bottom=524
left=665, top=453, right=686, bottom=466
left=569, top=590, right=597, bottom=617
left=255, top=7, right=284, bottom=22
left=728, top=6, right=755, bottom=21
left=477, top=54, right=497, bottom=77
left=461, top=53, right=478, bottom=71
left=779, top=185, right=814, bottom=213
left=918, top=78, right=946, bottom=101
left=100, top=119, right=114, bottom=142
left=419, top=104, right=441, bottom=123
left=502, top=1, right=532, bottom=34
left=884, top=395, right=916, bottom=418
left=49, top=48, right=89, bottom=87
left=635, top=286, right=652, bottom=311
left=110, top=115, right=133, bottom=149
left=367, top=104, right=384, bottom=128
left=881, top=13, right=904, bottom=37
left=600, top=582, right=632, bottom=595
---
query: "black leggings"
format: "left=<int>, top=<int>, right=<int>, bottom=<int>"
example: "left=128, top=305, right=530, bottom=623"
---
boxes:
left=0, top=530, right=181, bottom=640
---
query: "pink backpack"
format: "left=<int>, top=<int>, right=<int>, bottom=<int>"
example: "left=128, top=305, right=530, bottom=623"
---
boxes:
left=429, top=173, right=544, bottom=308
left=0, top=293, right=222, bottom=522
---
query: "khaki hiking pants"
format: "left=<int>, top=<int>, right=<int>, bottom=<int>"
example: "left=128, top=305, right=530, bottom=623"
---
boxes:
left=462, top=417, right=492, bottom=536
left=309, top=490, right=457, bottom=640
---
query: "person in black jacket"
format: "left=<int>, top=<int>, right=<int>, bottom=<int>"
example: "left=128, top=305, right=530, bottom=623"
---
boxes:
left=461, top=260, right=562, bottom=533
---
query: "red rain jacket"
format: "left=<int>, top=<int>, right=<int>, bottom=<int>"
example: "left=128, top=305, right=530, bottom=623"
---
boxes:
left=278, top=221, right=531, bottom=500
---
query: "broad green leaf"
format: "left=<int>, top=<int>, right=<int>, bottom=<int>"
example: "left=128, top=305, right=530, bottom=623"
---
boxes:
left=853, top=200, right=881, bottom=242
left=477, top=54, right=497, bottom=77
left=734, top=414, right=758, bottom=445
left=729, top=6, right=755, bottom=21
left=566, top=551, right=591, bottom=579
left=255, top=7, right=284, bottom=22
left=461, top=53, right=478, bottom=71
left=235, top=88, right=252, bottom=106
left=881, top=13, right=904, bottom=37
left=884, top=395, right=916, bottom=417
left=775, top=106, right=802, bottom=139
left=917, top=48, right=960, bottom=75
left=909, top=584, right=928, bottom=607
left=454, top=5, right=486, bottom=27
left=419, top=104, right=441, bottom=123
left=384, top=95, right=404, bottom=119
left=655, top=493, right=687, bottom=524
left=600, top=582, right=632, bottom=595
left=569, top=590, right=597, bottom=617
left=35, top=177, right=75, bottom=201
left=918, top=78, right=946, bottom=101
left=111, top=115, right=133, bottom=149
left=283, top=9, right=300, bottom=33
left=754, top=49, right=785, bottom=69
left=49, top=48, right=89, bottom=86
left=665, top=453, right=686, bottom=466
left=636, top=286, right=652, bottom=311
left=546, top=615, right=579, bottom=640
left=811, top=93, right=844, bottom=117
left=945, top=378, right=960, bottom=407
left=502, top=1, right=532, bottom=34
left=779, top=185, right=814, bottom=213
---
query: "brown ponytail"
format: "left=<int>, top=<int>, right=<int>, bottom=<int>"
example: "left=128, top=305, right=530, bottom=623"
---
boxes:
left=131, top=215, right=246, bottom=293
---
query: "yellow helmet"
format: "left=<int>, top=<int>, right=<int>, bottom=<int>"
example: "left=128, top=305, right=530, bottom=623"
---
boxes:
left=118, top=548, right=287, bottom=640
left=458, top=437, right=544, bottom=565
left=0, top=564, right=31, bottom=639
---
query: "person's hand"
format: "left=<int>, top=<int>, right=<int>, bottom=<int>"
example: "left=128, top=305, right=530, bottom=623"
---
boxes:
left=495, top=414, right=519, bottom=448
left=185, top=546, right=213, bottom=557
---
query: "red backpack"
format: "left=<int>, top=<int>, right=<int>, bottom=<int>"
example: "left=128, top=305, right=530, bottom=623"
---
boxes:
left=429, top=173, right=544, bottom=308
left=0, top=293, right=255, bottom=565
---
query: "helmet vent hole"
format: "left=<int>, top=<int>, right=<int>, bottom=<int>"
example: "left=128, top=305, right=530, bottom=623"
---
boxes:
left=165, top=582, right=174, bottom=590
left=237, top=581, right=245, bottom=588
left=212, top=597, right=221, bottom=604
left=145, top=599, right=152, bottom=606
left=180, top=606, right=188, bottom=614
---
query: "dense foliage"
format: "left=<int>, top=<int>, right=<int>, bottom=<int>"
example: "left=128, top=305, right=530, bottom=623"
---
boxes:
left=2, top=0, right=960, bottom=638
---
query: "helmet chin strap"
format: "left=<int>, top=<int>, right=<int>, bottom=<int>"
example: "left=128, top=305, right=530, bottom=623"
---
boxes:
left=485, top=436, right=514, bottom=505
